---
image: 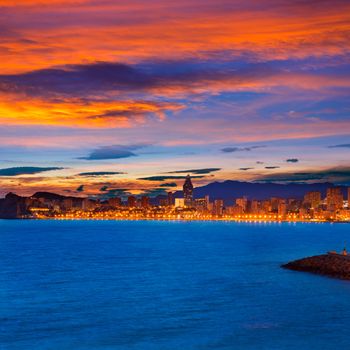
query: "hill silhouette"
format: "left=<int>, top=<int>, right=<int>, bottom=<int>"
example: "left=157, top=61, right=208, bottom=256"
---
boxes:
left=171, top=181, right=347, bottom=205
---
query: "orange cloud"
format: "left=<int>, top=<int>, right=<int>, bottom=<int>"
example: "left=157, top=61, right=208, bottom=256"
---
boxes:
left=1, top=58, right=348, bottom=128
left=0, top=94, right=182, bottom=127
left=1, top=1, right=350, bottom=74
left=0, top=0, right=85, bottom=5
left=0, top=174, right=172, bottom=198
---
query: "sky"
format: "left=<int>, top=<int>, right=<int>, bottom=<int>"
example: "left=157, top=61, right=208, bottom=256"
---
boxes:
left=0, top=0, right=349, bottom=198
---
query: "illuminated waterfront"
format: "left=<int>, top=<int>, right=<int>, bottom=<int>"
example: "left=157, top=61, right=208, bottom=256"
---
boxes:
left=50, top=210, right=350, bottom=223
left=1, top=176, right=349, bottom=223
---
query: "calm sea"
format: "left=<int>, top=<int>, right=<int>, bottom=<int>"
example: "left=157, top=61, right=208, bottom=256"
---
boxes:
left=1, top=220, right=350, bottom=350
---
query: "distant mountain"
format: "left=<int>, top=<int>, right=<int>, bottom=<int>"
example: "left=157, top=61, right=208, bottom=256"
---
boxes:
left=32, top=192, right=66, bottom=200
left=172, top=181, right=348, bottom=205
left=0, top=192, right=27, bottom=219
left=32, top=192, right=80, bottom=200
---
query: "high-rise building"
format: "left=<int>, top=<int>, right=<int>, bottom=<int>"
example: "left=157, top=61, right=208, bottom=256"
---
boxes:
left=270, top=197, right=282, bottom=212
left=348, top=187, right=350, bottom=203
left=261, top=200, right=271, bottom=213
left=194, top=195, right=210, bottom=212
left=236, top=197, right=248, bottom=212
left=140, top=196, right=150, bottom=208
left=227, top=204, right=243, bottom=216
left=251, top=200, right=260, bottom=214
left=159, top=198, right=168, bottom=206
left=127, top=196, right=136, bottom=208
left=62, top=198, right=73, bottom=210
left=278, top=200, right=287, bottom=218
left=213, top=199, right=224, bottom=216
left=83, top=198, right=96, bottom=210
left=167, top=192, right=174, bottom=206
left=183, top=175, right=193, bottom=207
left=108, top=197, right=122, bottom=208
left=288, top=199, right=302, bottom=212
left=303, top=191, right=321, bottom=209
left=175, top=198, right=185, bottom=208
left=326, top=187, right=343, bottom=211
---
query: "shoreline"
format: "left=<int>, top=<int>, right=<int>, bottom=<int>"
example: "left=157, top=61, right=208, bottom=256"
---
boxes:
left=3, top=217, right=349, bottom=224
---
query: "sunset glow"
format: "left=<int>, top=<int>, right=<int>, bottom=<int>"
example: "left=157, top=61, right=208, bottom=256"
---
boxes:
left=0, top=0, right=349, bottom=197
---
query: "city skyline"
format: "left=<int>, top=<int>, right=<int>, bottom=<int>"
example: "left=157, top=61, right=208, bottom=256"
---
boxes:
left=0, top=0, right=350, bottom=198
left=1, top=174, right=349, bottom=221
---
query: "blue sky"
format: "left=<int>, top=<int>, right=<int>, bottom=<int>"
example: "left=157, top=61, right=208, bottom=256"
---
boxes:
left=0, top=0, right=349, bottom=196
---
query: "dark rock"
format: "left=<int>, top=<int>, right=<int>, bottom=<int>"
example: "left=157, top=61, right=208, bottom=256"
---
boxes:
left=282, top=254, right=350, bottom=280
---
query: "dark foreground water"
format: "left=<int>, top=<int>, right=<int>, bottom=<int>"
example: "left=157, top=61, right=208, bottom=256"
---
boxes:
left=1, top=220, right=350, bottom=350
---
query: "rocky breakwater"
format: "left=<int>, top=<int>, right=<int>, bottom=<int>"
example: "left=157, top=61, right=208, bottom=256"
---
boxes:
left=282, top=253, right=350, bottom=280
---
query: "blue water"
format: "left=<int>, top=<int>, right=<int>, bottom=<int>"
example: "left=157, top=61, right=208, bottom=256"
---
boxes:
left=1, top=220, right=350, bottom=350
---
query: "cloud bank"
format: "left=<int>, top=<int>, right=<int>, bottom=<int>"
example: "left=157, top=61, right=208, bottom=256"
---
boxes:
left=79, top=144, right=147, bottom=160
left=0, top=167, right=63, bottom=176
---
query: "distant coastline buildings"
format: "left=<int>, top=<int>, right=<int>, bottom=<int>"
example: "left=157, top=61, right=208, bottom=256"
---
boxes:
left=0, top=175, right=349, bottom=221
left=183, top=174, right=194, bottom=207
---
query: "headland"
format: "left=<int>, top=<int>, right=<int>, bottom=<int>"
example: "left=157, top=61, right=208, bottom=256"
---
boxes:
left=282, top=250, right=350, bottom=280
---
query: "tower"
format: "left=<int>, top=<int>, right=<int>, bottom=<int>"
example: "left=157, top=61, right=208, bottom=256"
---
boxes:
left=127, top=196, right=136, bottom=207
left=167, top=191, right=174, bottom=206
left=183, top=174, right=193, bottom=207
left=326, top=187, right=343, bottom=211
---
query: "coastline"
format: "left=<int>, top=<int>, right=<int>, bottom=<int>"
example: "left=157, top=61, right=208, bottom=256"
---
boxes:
left=4, top=217, right=349, bottom=224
